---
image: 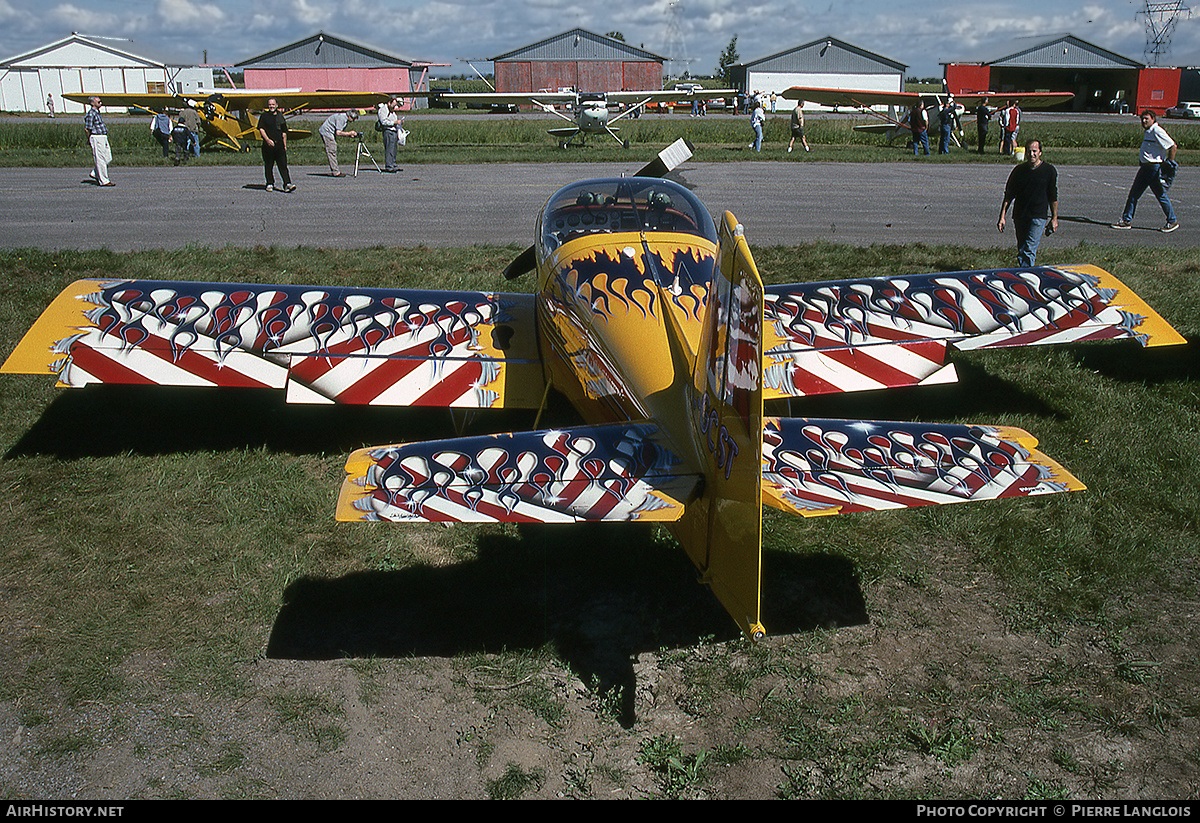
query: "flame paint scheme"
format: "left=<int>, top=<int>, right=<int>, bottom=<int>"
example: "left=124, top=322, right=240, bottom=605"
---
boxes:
left=3, top=144, right=1184, bottom=638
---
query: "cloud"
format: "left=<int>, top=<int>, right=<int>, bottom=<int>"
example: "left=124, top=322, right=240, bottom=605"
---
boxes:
left=290, top=0, right=334, bottom=28
left=49, top=3, right=123, bottom=33
left=157, top=0, right=226, bottom=28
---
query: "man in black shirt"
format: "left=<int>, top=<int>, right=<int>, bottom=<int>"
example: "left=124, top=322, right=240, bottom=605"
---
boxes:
left=975, top=99, right=991, bottom=155
left=257, top=98, right=295, bottom=192
left=998, top=139, right=1058, bottom=267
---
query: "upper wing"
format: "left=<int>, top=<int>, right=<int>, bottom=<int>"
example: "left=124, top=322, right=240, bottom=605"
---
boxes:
left=762, top=265, right=1185, bottom=400
left=782, top=87, right=1073, bottom=110
left=761, top=417, right=1085, bottom=517
left=62, top=92, right=189, bottom=112
left=228, top=90, right=390, bottom=110
left=64, top=90, right=388, bottom=113
left=952, top=92, right=1075, bottom=108
left=432, top=89, right=734, bottom=107
left=781, top=86, right=918, bottom=108
left=606, top=88, right=735, bottom=105
left=2, top=279, right=544, bottom=409
left=336, top=423, right=700, bottom=523
left=434, top=92, right=575, bottom=107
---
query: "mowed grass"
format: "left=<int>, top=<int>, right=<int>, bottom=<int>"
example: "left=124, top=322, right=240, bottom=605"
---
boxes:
left=1, top=242, right=1198, bottom=797
left=3, top=111, right=1200, bottom=166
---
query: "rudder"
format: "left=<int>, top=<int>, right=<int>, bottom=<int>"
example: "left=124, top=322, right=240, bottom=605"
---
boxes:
left=675, top=212, right=767, bottom=639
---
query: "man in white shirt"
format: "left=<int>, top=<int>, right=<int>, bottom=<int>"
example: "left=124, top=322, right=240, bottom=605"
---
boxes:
left=84, top=96, right=114, bottom=186
left=1111, top=109, right=1179, bottom=233
left=377, top=97, right=402, bottom=172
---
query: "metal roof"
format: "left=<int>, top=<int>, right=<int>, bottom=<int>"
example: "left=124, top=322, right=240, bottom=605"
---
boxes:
left=491, top=28, right=665, bottom=63
left=943, top=34, right=1143, bottom=69
left=1, top=32, right=183, bottom=68
left=737, top=36, right=907, bottom=74
left=237, top=31, right=417, bottom=68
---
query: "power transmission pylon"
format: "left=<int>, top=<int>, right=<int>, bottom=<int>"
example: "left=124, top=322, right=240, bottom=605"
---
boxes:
left=1138, top=0, right=1193, bottom=65
left=662, top=1, right=695, bottom=81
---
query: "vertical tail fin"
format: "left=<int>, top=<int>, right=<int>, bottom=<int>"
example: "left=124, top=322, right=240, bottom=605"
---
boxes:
left=677, top=212, right=767, bottom=639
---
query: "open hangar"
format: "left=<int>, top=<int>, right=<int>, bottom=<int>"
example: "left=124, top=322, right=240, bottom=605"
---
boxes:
left=943, top=33, right=1181, bottom=114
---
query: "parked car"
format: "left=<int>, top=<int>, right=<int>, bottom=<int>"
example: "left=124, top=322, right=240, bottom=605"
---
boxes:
left=1166, top=101, right=1200, bottom=118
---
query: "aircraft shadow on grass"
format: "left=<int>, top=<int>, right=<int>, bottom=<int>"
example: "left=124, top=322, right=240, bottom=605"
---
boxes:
left=263, top=525, right=866, bottom=727
left=5, top=356, right=1064, bottom=460
left=1070, top=334, right=1199, bottom=384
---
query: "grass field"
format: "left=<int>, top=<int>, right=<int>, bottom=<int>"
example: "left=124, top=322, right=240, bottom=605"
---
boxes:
left=3, top=110, right=1200, bottom=167
left=1, top=240, right=1198, bottom=798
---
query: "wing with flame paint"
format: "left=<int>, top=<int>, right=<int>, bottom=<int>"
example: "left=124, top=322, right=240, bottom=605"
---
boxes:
left=1, top=279, right=545, bottom=409
left=762, top=265, right=1185, bottom=400
left=335, top=424, right=701, bottom=523
left=761, top=417, right=1085, bottom=517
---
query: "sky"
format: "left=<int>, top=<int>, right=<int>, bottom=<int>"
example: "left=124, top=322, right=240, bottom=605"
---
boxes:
left=1, top=0, right=1197, bottom=79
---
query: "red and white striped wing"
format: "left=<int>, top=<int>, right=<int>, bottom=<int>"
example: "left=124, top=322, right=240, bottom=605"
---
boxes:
left=3, top=280, right=545, bottom=409
left=760, top=417, right=1085, bottom=517
left=763, top=265, right=1184, bottom=399
left=337, top=424, right=700, bottom=524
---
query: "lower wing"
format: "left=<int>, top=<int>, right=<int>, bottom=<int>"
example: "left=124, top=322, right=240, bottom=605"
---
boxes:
left=2, top=279, right=544, bottom=409
left=336, top=423, right=700, bottom=524
left=761, top=416, right=1085, bottom=517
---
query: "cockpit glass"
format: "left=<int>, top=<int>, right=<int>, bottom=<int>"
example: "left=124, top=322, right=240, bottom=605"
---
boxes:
left=539, top=177, right=718, bottom=251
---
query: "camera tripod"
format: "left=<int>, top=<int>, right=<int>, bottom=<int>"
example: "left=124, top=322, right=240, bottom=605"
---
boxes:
left=354, top=139, right=381, bottom=177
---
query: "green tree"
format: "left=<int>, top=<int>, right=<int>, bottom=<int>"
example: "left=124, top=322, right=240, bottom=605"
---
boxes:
left=717, top=35, right=739, bottom=87
left=606, top=31, right=626, bottom=42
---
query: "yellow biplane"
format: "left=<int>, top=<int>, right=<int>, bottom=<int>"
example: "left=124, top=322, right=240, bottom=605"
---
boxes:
left=63, top=89, right=390, bottom=151
left=3, top=140, right=1184, bottom=638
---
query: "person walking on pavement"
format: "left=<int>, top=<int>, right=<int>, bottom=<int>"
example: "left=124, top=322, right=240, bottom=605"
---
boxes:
left=998, top=139, right=1059, bottom=267
left=1111, top=109, right=1179, bottom=233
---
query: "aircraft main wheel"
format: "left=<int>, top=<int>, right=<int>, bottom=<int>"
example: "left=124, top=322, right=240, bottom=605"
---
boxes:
left=622, top=140, right=630, bottom=149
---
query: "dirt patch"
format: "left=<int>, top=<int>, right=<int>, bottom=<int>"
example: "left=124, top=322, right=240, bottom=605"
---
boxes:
left=1, top=540, right=1196, bottom=799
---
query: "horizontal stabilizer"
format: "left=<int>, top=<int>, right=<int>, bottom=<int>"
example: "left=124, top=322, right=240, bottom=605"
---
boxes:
left=761, top=417, right=1085, bottom=517
left=763, top=265, right=1185, bottom=399
left=337, top=424, right=700, bottom=523
left=2, top=279, right=544, bottom=409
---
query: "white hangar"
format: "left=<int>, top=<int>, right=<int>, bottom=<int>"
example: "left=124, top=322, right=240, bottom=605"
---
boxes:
left=0, top=33, right=212, bottom=115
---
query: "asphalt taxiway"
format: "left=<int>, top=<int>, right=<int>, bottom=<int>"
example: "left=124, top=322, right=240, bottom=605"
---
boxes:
left=0, top=160, right=1192, bottom=253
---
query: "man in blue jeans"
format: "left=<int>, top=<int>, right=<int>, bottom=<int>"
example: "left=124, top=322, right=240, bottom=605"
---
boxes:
left=1111, top=110, right=1179, bottom=233
left=998, top=139, right=1058, bottom=268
